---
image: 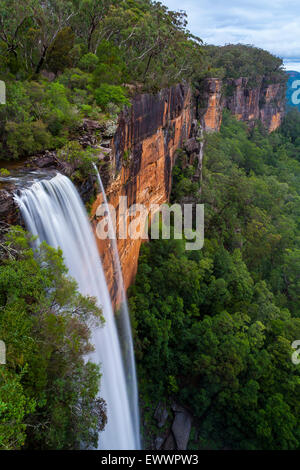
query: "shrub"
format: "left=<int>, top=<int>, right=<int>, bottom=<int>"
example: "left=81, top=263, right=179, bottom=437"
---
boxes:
left=94, top=84, right=130, bottom=111
left=5, top=120, right=52, bottom=159
left=57, top=141, right=97, bottom=176
left=79, top=53, right=99, bottom=73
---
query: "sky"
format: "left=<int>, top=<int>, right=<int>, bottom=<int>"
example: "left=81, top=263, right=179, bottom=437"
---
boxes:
left=162, top=0, right=300, bottom=72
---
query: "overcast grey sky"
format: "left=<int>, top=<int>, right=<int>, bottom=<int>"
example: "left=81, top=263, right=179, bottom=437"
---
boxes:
left=163, top=0, right=300, bottom=71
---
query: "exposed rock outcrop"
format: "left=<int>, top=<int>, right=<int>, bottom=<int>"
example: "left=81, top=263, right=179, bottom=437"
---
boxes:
left=150, top=402, right=192, bottom=451
left=197, top=78, right=223, bottom=132
left=0, top=76, right=286, bottom=304
left=154, top=402, right=169, bottom=429
left=224, top=77, right=262, bottom=124
left=260, top=82, right=285, bottom=132
left=223, top=77, right=285, bottom=131
left=91, top=84, right=196, bottom=301
left=0, top=190, right=20, bottom=225
left=171, top=405, right=192, bottom=450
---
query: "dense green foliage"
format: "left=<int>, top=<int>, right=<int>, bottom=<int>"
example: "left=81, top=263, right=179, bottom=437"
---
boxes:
left=0, top=0, right=205, bottom=160
left=0, top=0, right=294, bottom=452
left=0, top=3, right=288, bottom=163
left=0, top=226, right=106, bottom=450
left=204, top=44, right=286, bottom=86
left=0, top=0, right=203, bottom=87
left=57, top=140, right=98, bottom=178
left=129, top=110, right=300, bottom=450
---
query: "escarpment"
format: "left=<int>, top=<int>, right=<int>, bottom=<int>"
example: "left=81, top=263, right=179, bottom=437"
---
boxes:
left=198, top=76, right=286, bottom=133
left=0, top=75, right=287, bottom=304
left=92, top=75, right=286, bottom=302
left=223, top=77, right=286, bottom=131
left=91, top=84, right=195, bottom=302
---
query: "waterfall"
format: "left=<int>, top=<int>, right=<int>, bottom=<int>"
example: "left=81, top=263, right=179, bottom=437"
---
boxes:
left=14, top=173, right=137, bottom=450
left=93, top=164, right=140, bottom=448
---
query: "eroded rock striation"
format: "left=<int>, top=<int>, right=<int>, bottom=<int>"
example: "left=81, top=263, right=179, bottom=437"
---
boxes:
left=0, top=76, right=286, bottom=304
left=92, top=76, right=286, bottom=302
left=198, top=76, right=286, bottom=133
left=91, top=84, right=195, bottom=300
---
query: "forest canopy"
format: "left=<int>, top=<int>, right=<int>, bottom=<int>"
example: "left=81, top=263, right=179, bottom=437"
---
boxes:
left=204, top=44, right=287, bottom=85
left=0, top=0, right=203, bottom=88
left=0, top=0, right=205, bottom=161
left=0, top=226, right=106, bottom=450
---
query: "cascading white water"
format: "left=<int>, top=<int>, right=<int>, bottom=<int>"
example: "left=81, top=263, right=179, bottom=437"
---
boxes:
left=14, top=173, right=137, bottom=450
left=93, top=164, right=140, bottom=449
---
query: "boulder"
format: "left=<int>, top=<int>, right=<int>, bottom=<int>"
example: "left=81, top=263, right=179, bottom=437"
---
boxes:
left=171, top=405, right=192, bottom=450
left=154, top=402, right=168, bottom=428
left=162, top=432, right=176, bottom=450
left=0, top=190, right=17, bottom=224
left=184, top=137, right=199, bottom=155
left=154, top=437, right=165, bottom=450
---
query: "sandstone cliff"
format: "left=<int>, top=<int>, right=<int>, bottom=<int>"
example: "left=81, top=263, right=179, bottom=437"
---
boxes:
left=196, top=78, right=223, bottom=132
left=198, top=76, right=286, bottom=133
left=0, top=76, right=286, bottom=304
left=92, top=76, right=286, bottom=303
left=91, top=84, right=195, bottom=302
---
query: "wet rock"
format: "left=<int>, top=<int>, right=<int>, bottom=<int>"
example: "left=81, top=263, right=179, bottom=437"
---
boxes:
left=162, top=432, right=176, bottom=450
left=0, top=190, right=20, bottom=225
left=154, top=437, right=165, bottom=450
left=154, top=402, right=168, bottom=428
left=171, top=405, right=192, bottom=450
left=74, top=176, right=96, bottom=204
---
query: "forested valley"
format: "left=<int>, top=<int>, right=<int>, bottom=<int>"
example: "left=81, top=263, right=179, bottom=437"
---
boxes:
left=0, top=0, right=298, bottom=452
left=130, top=110, right=300, bottom=450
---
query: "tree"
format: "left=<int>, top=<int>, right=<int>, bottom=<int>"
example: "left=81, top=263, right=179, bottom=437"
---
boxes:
left=73, top=0, right=117, bottom=52
left=0, top=0, right=38, bottom=72
left=45, top=27, right=75, bottom=75
left=129, top=110, right=300, bottom=450
left=0, top=227, right=106, bottom=449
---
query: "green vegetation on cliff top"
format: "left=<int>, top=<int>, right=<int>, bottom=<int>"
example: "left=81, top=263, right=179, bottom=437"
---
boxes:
left=0, top=2, right=286, bottom=161
left=204, top=44, right=286, bottom=85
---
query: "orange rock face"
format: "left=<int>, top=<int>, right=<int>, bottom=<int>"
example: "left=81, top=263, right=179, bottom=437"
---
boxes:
left=198, top=77, right=285, bottom=135
left=225, top=77, right=261, bottom=125
left=268, top=112, right=282, bottom=133
left=259, top=83, right=285, bottom=132
left=90, top=79, right=286, bottom=305
left=201, top=79, right=223, bottom=132
left=225, top=78, right=285, bottom=132
left=91, top=85, right=194, bottom=305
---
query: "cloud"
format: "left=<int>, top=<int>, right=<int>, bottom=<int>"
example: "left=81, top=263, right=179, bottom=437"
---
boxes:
left=284, top=59, right=300, bottom=73
left=162, top=0, right=300, bottom=60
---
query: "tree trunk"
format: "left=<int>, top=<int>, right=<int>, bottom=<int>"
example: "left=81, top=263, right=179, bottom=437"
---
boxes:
left=35, top=45, right=48, bottom=74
